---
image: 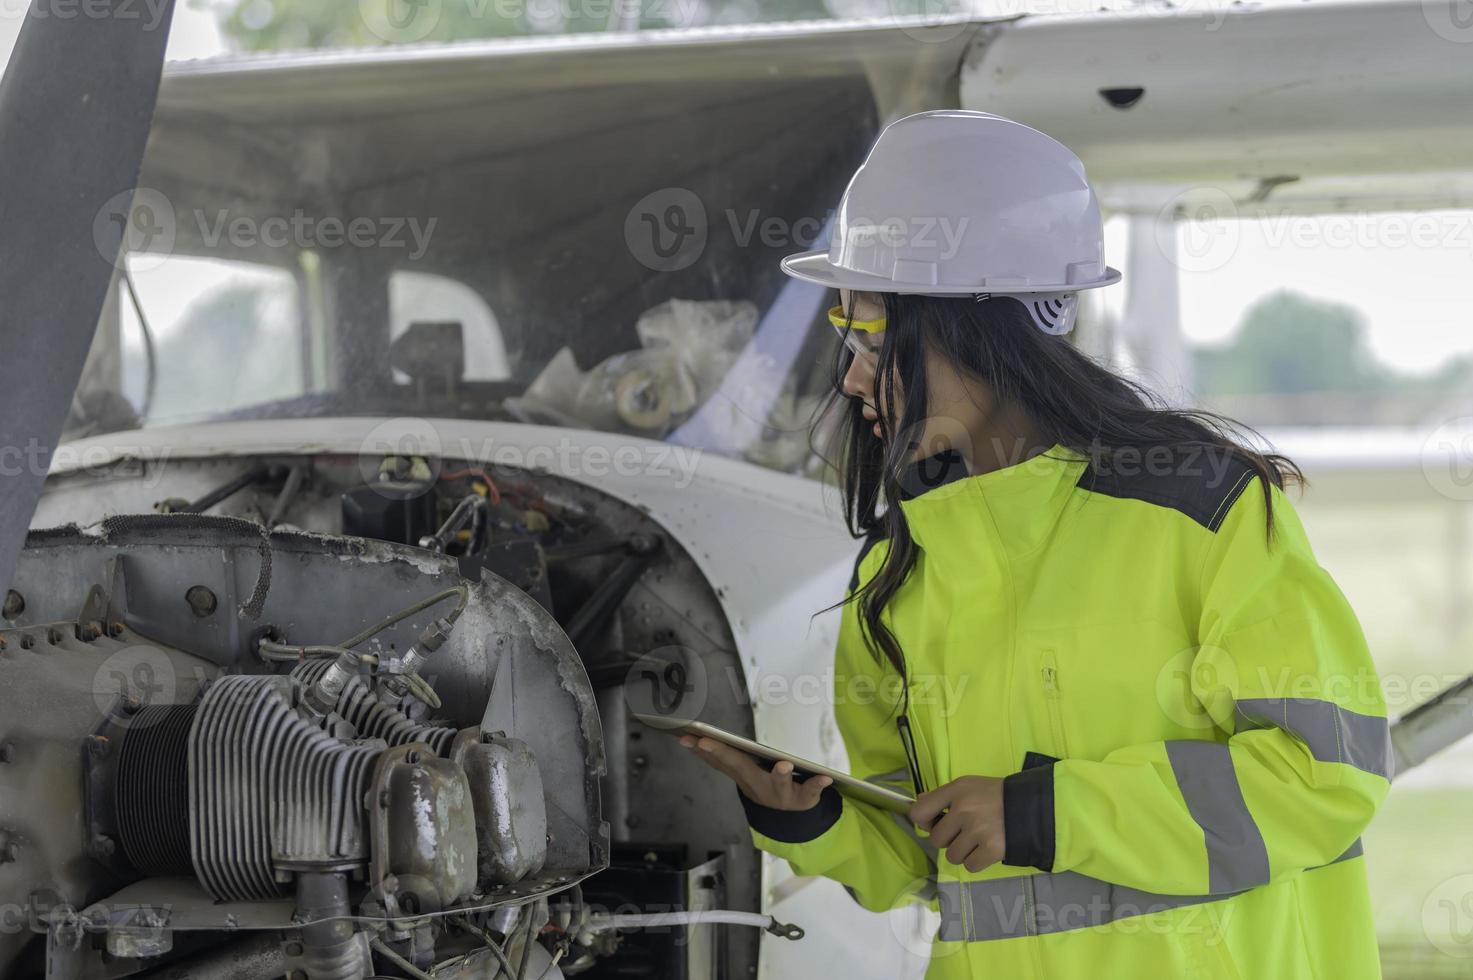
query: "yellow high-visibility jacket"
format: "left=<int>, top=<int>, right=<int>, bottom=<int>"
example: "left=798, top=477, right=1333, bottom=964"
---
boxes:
left=743, top=445, right=1389, bottom=978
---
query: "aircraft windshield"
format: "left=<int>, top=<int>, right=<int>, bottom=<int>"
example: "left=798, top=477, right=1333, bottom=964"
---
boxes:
left=66, top=84, right=884, bottom=479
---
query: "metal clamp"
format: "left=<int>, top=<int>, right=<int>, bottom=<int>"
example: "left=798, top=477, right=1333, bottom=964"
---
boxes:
left=765, top=919, right=805, bottom=941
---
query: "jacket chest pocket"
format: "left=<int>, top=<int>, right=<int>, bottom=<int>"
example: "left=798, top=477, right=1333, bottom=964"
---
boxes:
left=1022, top=621, right=1198, bottom=764
left=895, top=713, right=930, bottom=795
left=1039, top=649, right=1072, bottom=759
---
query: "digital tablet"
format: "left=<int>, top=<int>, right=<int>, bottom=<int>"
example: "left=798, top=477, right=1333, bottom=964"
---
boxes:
left=634, top=713, right=916, bottom=815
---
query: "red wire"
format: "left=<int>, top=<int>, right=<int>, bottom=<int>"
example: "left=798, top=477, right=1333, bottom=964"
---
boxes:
left=438, top=467, right=502, bottom=505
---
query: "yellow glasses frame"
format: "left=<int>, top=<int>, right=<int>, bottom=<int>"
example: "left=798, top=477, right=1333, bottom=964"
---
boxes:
left=827, top=304, right=885, bottom=361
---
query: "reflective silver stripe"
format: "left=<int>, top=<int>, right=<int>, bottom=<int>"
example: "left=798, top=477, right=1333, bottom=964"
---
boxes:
left=938, top=871, right=1221, bottom=942
left=935, top=842, right=1363, bottom=943
left=1166, top=740, right=1271, bottom=892
left=866, top=768, right=939, bottom=881
left=1235, top=697, right=1393, bottom=779
left=890, top=811, right=938, bottom=862
left=868, top=767, right=912, bottom=790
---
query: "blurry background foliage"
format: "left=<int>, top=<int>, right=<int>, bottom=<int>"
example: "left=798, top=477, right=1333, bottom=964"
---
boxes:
left=209, top=0, right=855, bottom=45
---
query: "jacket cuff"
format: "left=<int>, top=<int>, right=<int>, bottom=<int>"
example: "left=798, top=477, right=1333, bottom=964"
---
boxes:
left=739, top=785, right=843, bottom=844
left=1002, top=763, right=1056, bottom=871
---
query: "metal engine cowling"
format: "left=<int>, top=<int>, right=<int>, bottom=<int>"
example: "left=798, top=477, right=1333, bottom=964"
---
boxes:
left=2, top=517, right=607, bottom=980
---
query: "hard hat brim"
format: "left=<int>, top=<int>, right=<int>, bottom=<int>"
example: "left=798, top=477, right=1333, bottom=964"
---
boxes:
left=780, top=250, right=1122, bottom=296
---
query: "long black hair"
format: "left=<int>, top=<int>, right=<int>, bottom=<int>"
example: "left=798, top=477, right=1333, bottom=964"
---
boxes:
left=822, top=291, right=1302, bottom=679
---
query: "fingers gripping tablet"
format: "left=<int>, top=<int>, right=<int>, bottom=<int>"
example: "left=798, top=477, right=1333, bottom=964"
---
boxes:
left=634, top=713, right=915, bottom=814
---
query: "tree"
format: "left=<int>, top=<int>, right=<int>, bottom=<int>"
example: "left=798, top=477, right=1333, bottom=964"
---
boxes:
left=210, top=0, right=834, bottom=51
left=1193, top=290, right=1389, bottom=396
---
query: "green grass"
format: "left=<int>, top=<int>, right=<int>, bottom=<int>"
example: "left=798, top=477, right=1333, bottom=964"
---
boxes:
left=1367, top=785, right=1473, bottom=978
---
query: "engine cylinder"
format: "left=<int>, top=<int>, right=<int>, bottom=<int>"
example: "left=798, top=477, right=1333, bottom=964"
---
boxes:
left=190, top=675, right=383, bottom=901
left=291, top=660, right=457, bottom=755
left=115, top=703, right=196, bottom=876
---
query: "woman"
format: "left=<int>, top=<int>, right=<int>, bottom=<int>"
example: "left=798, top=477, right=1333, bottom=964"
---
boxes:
left=684, top=110, right=1389, bottom=977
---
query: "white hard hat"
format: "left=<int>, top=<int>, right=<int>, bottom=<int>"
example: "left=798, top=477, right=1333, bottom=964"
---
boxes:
left=780, top=109, right=1120, bottom=335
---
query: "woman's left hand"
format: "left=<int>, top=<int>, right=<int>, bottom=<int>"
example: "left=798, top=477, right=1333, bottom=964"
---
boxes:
left=909, top=776, right=1006, bottom=873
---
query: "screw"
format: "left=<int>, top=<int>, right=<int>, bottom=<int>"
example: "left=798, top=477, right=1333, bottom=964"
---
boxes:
left=284, top=941, right=303, bottom=957
left=86, top=735, right=108, bottom=759
left=185, top=586, right=218, bottom=619
left=108, top=622, right=124, bottom=638
left=2, top=591, right=22, bottom=619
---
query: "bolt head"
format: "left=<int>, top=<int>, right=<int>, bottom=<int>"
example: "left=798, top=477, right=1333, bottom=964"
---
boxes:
left=185, top=586, right=218, bottom=618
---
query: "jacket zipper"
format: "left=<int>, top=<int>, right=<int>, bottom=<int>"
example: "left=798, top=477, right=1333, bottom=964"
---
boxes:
left=1041, top=651, right=1071, bottom=758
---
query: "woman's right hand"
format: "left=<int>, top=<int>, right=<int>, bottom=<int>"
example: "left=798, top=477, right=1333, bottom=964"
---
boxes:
left=680, top=735, right=834, bottom=811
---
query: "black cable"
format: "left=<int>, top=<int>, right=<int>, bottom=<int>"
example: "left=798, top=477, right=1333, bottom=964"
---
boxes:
left=120, top=264, right=158, bottom=420
left=178, top=464, right=271, bottom=514
left=449, top=917, right=519, bottom=978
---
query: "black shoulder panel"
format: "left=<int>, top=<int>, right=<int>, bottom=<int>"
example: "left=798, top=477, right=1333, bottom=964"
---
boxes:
left=848, top=526, right=889, bottom=594
left=1075, top=449, right=1258, bottom=532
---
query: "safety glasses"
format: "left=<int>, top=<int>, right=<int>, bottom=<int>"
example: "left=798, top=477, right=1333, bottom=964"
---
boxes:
left=827, top=304, right=885, bottom=362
